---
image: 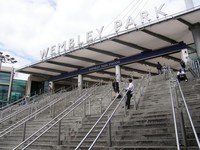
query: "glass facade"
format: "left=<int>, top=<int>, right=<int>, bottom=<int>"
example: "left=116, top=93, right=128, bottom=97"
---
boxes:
left=10, top=79, right=26, bottom=103
left=0, top=85, right=9, bottom=102
left=0, top=71, right=27, bottom=107
left=0, top=72, right=11, bottom=84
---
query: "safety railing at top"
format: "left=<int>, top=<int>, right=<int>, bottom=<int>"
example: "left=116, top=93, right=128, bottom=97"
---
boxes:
left=0, top=87, right=49, bottom=109
left=75, top=74, right=151, bottom=149
left=0, top=83, right=81, bottom=120
left=12, top=82, right=103, bottom=150
left=0, top=91, right=40, bottom=111
left=0, top=94, right=47, bottom=121
left=169, top=79, right=200, bottom=150
left=0, top=87, right=66, bottom=121
left=187, top=59, right=200, bottom=77
left=0, top=89, right=75, bottom=127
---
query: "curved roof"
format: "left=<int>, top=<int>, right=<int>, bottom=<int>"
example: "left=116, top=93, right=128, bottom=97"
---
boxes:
left=17, top=7, right=200, bottom=83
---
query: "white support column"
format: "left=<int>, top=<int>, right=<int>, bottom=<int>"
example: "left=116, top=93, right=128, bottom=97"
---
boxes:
left=181, top=49, right=189, bottom=63
left=115, top=65, right=121, bottom=86
left=26, top=75, right=32, bottom=96
left=78, top=74, right=83, bottom=89
left=184, top=0, right=194, bottom=9
left=190, top=23, right=200, bottom=58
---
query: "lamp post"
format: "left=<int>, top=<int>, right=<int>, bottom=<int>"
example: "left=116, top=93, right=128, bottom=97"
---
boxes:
left=0, top=52, right=17, bottom=70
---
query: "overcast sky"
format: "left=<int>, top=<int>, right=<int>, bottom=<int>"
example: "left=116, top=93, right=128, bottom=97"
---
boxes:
left=0, top=0, right=199, bottom=79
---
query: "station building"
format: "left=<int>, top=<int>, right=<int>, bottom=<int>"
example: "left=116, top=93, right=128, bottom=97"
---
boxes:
left=16, top=1, right=200, bottom=97
left=0, top=66, right=26, bottom=106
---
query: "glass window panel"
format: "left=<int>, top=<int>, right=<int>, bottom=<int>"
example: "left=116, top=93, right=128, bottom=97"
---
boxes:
left=11, top=79, right=26, bottom=102
left=0, top=72, right=11, bottom=84
left=0, top=85, right=9, bottom=100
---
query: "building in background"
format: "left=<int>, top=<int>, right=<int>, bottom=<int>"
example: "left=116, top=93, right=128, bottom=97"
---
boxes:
left=0, top=66, right=27, bottom=107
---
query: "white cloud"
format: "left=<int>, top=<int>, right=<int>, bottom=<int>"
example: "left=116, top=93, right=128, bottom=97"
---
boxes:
left=0, top=0, right=199, bottom=80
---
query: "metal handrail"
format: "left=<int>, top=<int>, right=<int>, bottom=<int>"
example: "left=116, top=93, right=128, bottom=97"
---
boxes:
left=169, top=79, right=200, bottom=149
left=0, top=86, right=90, bottom=137
left=0, top=85, right=85, bottom=124
left=76, top=75, right=151, bottom=149
left=0, top=92, right=59, bottom=124
left=0, top=103, right=31, bottom=124
left=13, top=94, right=91, bottom=150
left=0, top=94, right=37, bottom=112
left=88, top=91, right=127, bottom=149
left=97, top=87, right=112, bottom=114
left=0, top=87, right=46, bottom=109
left=176, top=79, right=200, bottom=148
left=187, top=59, right=200, bottom=77
left=13, top=83, right=100, bottom=150
left=75, top=88, right=127, bottom=149
left=169, top=80, right=180, bottom=150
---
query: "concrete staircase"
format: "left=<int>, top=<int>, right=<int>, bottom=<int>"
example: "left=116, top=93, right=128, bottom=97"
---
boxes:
left=0, top=83, right=113, bottom=150
left=59, top=75, right=200, bottom=149
left=178, top=78, right=200, bottom=148
left=0, top=75, right=199, bottom=150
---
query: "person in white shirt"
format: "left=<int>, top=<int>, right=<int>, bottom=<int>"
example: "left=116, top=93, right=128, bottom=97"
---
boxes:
left=126, top=78, right=134, bottom=109
left=177, top=69, right=188, bottom=82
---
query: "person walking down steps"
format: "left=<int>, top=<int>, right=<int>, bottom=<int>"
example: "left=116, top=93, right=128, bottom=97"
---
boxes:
left=125, top=79, right=134, bottom=109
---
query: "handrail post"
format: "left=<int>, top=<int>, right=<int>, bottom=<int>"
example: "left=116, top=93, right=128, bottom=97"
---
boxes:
left=57, top=121, right=61, bottom=145
left=174, top=85, right=187, bottom=148
left=133, top=96, right=137, bottom=110
left=124, top=97, right=127, bottom=115
left=22, top=122, right=26, bottom=141
left=65, top=95, right=67, bottom=107
left=100, top=98, right=102, bottom=114
left=51, top=104, right=55, bottom=118
left=29, top=106, right=32, bottom=115
left=107, top=120, right=112, bottom=147
left=89, top=98, right=91, bottom=115
left=83, top=99, right=86, bottom=117
left=197, top=60, right=200, bottom=77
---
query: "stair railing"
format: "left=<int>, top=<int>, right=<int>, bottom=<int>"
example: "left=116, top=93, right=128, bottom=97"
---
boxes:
left=0, top=85, right=84, bottom=125
left=97, top=87, right=112, bottom=115
left=75, top=75, right=151, bottom=149
left=0, top=84, right=94, bottom=138
left=75, top=88, right=127, bottom=150
left=169, top=79, right=200, bottom=149
left=176, top=79, right=200, bottom=148
left=187, top=59, right=200, bottom=77
left=169, top=80, right=181, bottom=150
left=13, top=83, right=101, bottom=150
left=0, top=90, right=61, bottom=125
left=132, top=74, right=151, bottom=110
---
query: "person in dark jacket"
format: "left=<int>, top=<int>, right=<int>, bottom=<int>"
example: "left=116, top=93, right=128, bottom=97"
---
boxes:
left=112, top=79, right=119, bottom=94
left=180, top=60, right=186, bottom=71
left=156, top=62, right=162, bottom=74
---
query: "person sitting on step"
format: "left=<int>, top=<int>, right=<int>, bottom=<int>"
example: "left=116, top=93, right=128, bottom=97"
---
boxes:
left=177, top=69, right=188, bottom=82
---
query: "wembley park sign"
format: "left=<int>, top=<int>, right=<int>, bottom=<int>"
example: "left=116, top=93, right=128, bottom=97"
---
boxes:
left=40, top=3, right=167, bottom=60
